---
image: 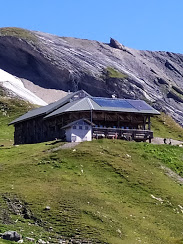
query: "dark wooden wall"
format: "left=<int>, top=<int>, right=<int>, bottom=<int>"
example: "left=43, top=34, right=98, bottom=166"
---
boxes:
left=14, top=111, right=151, bottom=144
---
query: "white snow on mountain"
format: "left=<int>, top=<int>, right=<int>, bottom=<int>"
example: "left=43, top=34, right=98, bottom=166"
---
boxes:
left=0, top=69, right=47, bottom=106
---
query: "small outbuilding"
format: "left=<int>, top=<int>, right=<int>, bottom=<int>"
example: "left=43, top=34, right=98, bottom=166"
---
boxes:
left=62, top=119, right=94, bottom=142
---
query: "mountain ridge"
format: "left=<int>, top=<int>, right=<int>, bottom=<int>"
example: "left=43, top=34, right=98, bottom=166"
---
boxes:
left=0, top=27, right=183, bottom=126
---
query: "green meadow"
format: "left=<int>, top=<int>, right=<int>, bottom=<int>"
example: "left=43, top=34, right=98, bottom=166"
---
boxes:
left=0, top=95, right=183, bottom=243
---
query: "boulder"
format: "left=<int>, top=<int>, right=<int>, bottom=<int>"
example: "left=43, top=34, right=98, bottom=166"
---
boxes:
left=109, top=38, right=133, bottom=55
left=2, top=231, right=21, bottom=242
left=110, top=38, right=125, bottom=50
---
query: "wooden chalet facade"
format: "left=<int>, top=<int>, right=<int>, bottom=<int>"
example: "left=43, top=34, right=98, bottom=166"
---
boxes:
left=9, top=90, right=160, bottom=144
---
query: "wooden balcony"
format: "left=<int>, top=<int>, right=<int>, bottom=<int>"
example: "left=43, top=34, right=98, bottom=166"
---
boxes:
left=92, top=127, right=153, bottom=142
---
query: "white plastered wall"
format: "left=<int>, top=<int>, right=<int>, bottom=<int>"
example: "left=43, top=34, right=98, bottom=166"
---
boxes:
left=65, top=125, right=92, bottom=142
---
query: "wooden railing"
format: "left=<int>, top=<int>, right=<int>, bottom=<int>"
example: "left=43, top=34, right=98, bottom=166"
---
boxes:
left=92, top=127, right=153, bottom=142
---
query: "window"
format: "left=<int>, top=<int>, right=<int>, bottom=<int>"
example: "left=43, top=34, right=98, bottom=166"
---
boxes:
left=79, top=126, right=82, bottom=130
left=73, top=125, right=76, bottom=129
left=85, top=126, right=89, bottom=130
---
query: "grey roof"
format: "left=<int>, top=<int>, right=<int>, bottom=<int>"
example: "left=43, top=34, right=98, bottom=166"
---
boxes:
left=44, top=97, right=95, bottom=118
left=10, top=91, right=160, bottom=125
left=9, top=90, right=90, bottom=125
left=45, top=97, right=160, bottom=119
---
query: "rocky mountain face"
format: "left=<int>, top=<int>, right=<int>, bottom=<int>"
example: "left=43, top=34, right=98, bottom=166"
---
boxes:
left=0, top=27, right=183, bottom=126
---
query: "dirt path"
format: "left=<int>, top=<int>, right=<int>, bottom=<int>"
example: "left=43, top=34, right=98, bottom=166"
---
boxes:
left=161, top=166, right=183, bottom=185
left=151, top=137, right=183, bottom=146
left=47, top=137, right=183, bottom=153
left=48, top=142, right=80, bottom=152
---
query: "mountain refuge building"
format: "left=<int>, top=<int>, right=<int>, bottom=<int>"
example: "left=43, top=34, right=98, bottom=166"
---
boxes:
left=9, top=90, right=160, bottom=144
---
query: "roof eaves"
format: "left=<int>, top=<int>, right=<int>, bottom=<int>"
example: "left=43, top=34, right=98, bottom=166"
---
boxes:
left=8, top=112, right=44, bottom=125
left=62, top=118, right=95, bottom=129
left=90, top=106, right=160, bottom=114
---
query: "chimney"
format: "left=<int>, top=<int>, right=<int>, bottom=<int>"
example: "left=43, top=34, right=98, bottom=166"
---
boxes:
left=112, top=93, right=117, bottom=98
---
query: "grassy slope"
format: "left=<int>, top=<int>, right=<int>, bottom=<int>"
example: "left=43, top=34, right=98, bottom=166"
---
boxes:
left=152, top=113, right=183, bottom=141
left=0, top=95, right=183, bottom=243
left=0, top=94, right=35, bottom=146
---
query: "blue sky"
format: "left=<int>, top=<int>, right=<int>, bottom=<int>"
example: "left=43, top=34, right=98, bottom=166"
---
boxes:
left=1, top=0, right=183, bottom=53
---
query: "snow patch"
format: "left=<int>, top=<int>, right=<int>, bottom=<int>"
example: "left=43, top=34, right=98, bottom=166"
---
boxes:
left=0, top=69, right=47, bottom=106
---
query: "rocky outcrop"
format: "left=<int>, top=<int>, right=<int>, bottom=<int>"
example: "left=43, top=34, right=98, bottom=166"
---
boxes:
left=110, top=38, right=133, bottom=55
left=1, top=231, right=21, bottom=242
left=110, top=37, right=125, bottom=50
left=0, top=27, right=183, bottom=126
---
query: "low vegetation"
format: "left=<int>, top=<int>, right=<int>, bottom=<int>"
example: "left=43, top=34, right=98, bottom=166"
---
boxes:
left=0, top=27, right=37, bottom=43
left=0, top=95, right=183, bottom=243
left=106, top=67, right=128, bottom=79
